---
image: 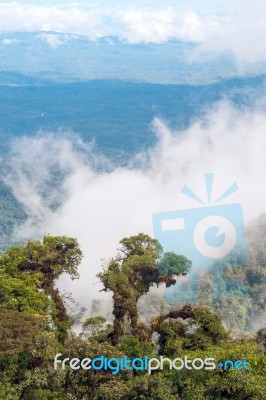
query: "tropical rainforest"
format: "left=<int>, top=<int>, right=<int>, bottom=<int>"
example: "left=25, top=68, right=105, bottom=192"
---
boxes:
left=0, top=232, right=265, bottom=399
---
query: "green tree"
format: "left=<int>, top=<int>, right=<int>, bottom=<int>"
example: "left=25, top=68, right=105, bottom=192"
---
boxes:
left=152, top=304, right=229, bottom=356
left=98, top=233, right=191, bottom=345
left=0, top=235, right=83, bottom=342
left=0, top=235, right=83, bottom=399
left=80, top=316, right=113, bottom=340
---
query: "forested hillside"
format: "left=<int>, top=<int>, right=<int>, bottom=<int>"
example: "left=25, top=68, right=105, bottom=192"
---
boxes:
left=0, top=181, right=26, bottom=250
left=0, top=234, right=265, bottom=399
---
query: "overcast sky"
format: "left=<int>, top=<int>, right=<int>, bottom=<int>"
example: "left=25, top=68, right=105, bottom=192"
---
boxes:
left=1, top=1, right=266, bottom=63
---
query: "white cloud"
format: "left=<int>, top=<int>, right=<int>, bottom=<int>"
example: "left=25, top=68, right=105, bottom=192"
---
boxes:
left=2, top=37, right=19, bottom=44
left=39, top=33, right=69, bottom=48
left=0, top=3, right=223, bottom=44
left=3, top=98, right=266, bottom=310
left=0, top=2, right=104, bottom=38
left=0, top=2, right=266, bottom=63
left=115, top=9, right=221, bottom=44
left=196, top=1, right=266, bottom=63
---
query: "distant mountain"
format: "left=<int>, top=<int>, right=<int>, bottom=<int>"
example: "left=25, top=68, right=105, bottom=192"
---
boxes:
left=0, top=180, right=27, bottom=251
left=0, top=71, right=53, bottom=86
left=1, top=32, right=266, bottom=85
left=0, top=75, right=265, bottom=157
left=0, top=73, right=265, bottom=252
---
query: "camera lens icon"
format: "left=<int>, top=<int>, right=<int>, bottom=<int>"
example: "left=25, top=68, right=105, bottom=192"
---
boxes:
left=152, top=174, right=248, bottom=302
left=153, top=202, right=246, bottom=271
left=193, top=215, right=237, bottom=259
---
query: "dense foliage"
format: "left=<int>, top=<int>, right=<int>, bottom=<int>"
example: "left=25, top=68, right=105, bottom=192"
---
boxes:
left=98, top=233, right=191, bottom=344
left=0, top=234, right=265, bottom=399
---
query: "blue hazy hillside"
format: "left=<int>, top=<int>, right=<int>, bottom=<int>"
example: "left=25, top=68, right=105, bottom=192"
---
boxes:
left=0, top=31, right=265, bottom=249
left=1, top=32, right=266, bottom=85
left=0, top=75, right=265, bottom=158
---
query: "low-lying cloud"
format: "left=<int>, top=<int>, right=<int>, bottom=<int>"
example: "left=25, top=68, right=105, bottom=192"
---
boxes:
left=2, top=98, right=266, bottom=312
left=1, top=1, right=266, bottom=63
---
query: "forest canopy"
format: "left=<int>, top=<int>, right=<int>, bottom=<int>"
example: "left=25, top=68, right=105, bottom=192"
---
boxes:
left=0, top=233, right=265, bottom=400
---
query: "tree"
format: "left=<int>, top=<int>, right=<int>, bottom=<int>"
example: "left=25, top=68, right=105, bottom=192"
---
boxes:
left=151, top=304, right=229, bottom=355
left=98, top=233, right=191, bottom=345
left=0, top=309, right=43, bottom=357
left=1, top=233, right=265, bottom=399
left=0, top=270, right=50, bottom=314
left=0, top=235, right=83, bottom=342
left=80, top=316, right=112, bottom=340
left=256, top=327, right=266, bottom=353
left=0, top=236, right=83, bottom=399
left=159, top=252, right=191, bottom=277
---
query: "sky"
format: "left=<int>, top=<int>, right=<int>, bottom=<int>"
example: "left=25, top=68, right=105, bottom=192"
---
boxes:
left=1, top=1, right=266, bottom=322
left=1, top=1, right=266, bottom=63
left=3, top=97, right=266, bottom=313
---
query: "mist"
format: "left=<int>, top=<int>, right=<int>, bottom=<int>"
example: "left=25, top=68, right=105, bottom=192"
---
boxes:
left=2, top=98, right=266, bottom=314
